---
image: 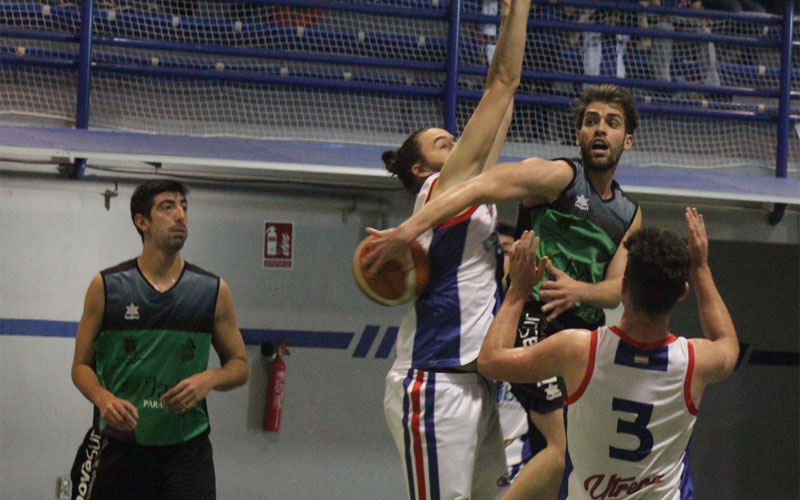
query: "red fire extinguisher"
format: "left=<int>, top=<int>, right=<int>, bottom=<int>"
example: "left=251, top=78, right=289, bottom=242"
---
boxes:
left=263, top=339, right=290, bottom=432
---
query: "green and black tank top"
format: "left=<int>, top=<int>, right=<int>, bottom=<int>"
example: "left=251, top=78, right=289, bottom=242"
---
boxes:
left=516, top=158, right=638, bottom=327
left=95, top=259, right=219, bottom=446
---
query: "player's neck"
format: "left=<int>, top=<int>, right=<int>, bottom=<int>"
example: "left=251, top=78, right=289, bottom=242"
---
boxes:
left=584, top=165, right=617, bottom=200
left=617, top=308, right=671, bottom=344
left=138, top=247, right=184, bottom=288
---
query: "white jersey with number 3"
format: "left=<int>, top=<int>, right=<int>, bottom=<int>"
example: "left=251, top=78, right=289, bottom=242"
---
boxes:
left=562, top=326, right=697, bottom=500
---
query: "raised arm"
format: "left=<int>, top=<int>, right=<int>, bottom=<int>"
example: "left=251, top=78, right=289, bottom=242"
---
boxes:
left=477, top=231, right=590, bottom=391
left=72, top=274, right=139, bottom=431
left=160, top=279, right=249, bottom=413
left=686, top=208, right=738, bottom=402
left=433, top=0, right=531, bottom=194
left=539, top=206, right=642, bottom=321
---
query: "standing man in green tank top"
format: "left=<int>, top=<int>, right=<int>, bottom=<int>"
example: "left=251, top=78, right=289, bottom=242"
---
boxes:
left=365, top=85, right=647, bottom=499
left=70, top=179, right=249, bottom=500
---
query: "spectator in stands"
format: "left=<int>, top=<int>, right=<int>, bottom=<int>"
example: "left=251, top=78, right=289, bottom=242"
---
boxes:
left=571, top=2, right=650, bottom=79
left=478, top=0, right=501, bottom=65
left=648, top=0, right=721, bottom=94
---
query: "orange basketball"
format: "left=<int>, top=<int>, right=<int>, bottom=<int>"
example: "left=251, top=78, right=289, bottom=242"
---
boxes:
left=352, top=235, right=430, bottom=306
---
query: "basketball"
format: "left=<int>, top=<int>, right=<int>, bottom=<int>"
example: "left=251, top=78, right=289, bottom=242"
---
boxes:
left=352, top=235, right=430, bottom=306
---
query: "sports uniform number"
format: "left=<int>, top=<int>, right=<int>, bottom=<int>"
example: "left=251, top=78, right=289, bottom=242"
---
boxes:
left=609, top=398, right=654, bottom=462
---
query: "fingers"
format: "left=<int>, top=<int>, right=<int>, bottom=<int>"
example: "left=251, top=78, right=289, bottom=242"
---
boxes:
left=516, top=230, right=534, bottom=250
left=544, top=259, right=562, bottom=277
left=534, top=256, right=549, bottom=283
left=102, top=398, right=138, bottom=431
left=529, top=235, right=540, bottom=255
left=161, top=382, right=195, bottom=413
left=685, top=207, right=707, bottom=242
left=120, top=401, right=139, bottom=429
left=542, top=299, right=572, bottom=322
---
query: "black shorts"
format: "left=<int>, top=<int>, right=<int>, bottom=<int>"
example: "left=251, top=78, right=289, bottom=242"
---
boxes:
left=509, top=300, right=598, bottom=415
left=70, top=427, right=215, bottom=500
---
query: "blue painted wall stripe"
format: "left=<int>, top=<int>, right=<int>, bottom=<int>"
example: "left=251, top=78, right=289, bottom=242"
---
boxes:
left=353, top=325, right=380, bottom=358
left=376, top=326, right=399, bottom=359
left=1, top=318, right=354, bottom=349
left=749, top=349, right=799, bottom=366
left=1, top=318, right=78, bottom=338
left=240, top=328, right=353, bottom=349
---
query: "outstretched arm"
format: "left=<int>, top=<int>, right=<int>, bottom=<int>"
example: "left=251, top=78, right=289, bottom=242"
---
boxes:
left=161, top=279, right=249, bottom=413
left=433, top=0, right=531, bottom=194
left=478, top=1, right=516, bottom=175
left=365, top=158, right=573, bottom=273
left=539, top=206, right=642, bottom=321
left=686, top=208, right=738, bottom=393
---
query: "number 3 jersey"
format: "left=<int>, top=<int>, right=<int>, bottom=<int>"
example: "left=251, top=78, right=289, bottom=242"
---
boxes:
left=562, top=326, right=697, bottom=500
left=94, top=259, right=219, bottom=446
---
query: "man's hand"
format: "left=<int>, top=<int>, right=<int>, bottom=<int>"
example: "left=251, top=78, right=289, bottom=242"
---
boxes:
left=96, top=393, right=138, bottom=431
left=161, top=371, right=217, bottom=414
left=686, top=207, right=708, bottom=269
left=500, top=0, right=512, bottom=23
left=538, top=261, right=584, bottom=322
left=362, top=226, right=415, bottom=276
left=508, top=230, right=548, bottom=295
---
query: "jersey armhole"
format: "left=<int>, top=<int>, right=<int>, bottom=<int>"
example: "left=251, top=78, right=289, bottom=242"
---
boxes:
left=684, top=341, right=699, bottom=416
left=565, top=329, right=598, bottom=405
left=551, top=157, right=578, bottom=202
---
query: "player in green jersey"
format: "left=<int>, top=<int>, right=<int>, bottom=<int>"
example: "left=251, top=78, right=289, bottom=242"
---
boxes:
left=70, top=179, right=248, bottom=500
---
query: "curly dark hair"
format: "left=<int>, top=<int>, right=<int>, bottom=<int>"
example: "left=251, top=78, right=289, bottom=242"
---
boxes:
left=130, top=179, right=188, bottom=241
left=572, top=84, right=638, bottom=136
left=623, top=227, right=690, bottom=316
left=382, top=127, right=431, bottom=193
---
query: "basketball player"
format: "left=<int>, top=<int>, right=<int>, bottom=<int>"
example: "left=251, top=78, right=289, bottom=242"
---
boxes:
left=495, top=222, right=536, bottom=488
left=379, top=1, right=533, bottom=498
left=479, top=209, right=737, bottom=499
left=368, top=84, right=643, bottom=499
left=69, top=180, right=248, bottom=500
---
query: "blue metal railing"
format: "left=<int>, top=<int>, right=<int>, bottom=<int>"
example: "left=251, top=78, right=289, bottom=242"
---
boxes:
left=0, top=0, right=796, bottom=182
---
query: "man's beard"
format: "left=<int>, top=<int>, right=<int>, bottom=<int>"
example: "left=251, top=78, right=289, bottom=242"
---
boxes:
left=165, top=234, right=186, bottom=252
left=579, top=140, right=624, bottom=172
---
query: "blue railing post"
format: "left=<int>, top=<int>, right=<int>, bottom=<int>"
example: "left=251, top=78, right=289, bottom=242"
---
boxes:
left=70, top=0, right=94, bottom=180
left=444, top=0, right=462, bottom=134
left=769, top=0, right=794, bottom=225
left=775, top=0, right=793, bottom=180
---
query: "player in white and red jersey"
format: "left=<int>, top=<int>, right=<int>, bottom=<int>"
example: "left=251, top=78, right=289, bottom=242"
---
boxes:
left=378, top=1, right=533, bottom=498
left=478, top=208, right=739, bottom=500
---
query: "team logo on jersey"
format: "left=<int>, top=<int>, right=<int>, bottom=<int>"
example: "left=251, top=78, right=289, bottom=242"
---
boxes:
left=124, top=303, right=139, bottom=321
left=543, top=381, right=563, bottom=401
left=177, top=338, right=196, bottom=362
left=582, top=472, right=665, bottom=499
left=124, top=337, right=137, bottom=355
left=575, top=194, right=590, bottom=211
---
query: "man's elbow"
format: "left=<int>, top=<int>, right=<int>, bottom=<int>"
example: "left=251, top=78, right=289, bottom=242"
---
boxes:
left=71, top=363, right=89, bottom=389
left=721, top=337, right=740, bottom=379
left=220, top=358, right=249, bottom=390
left=235, top=359, right=250, bottom=387
left=477, top=352, right=500, bottom=380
